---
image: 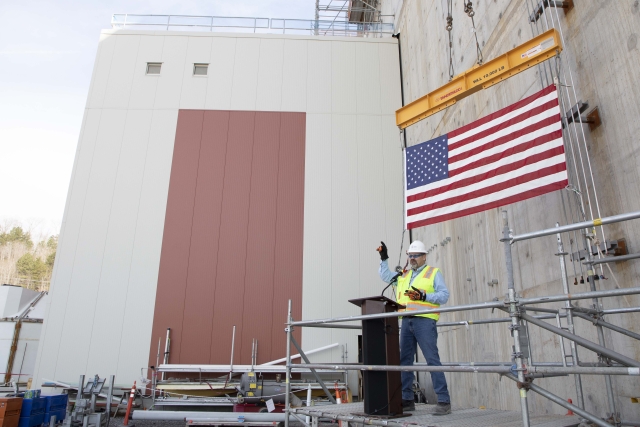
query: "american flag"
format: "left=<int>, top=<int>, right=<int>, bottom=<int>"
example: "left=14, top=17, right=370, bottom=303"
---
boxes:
left=405, top=84, right=567, bottom=229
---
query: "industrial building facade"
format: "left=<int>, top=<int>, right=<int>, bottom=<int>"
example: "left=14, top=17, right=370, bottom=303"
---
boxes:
left=33, top=30, right=405, bottom=389
left=33, top=0, right=640, bottom=422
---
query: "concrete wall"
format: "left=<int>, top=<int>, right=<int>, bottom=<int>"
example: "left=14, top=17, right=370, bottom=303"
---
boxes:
left=34, top=30, right=405, bottom=392
left=382, top=0, right=640, bottom=420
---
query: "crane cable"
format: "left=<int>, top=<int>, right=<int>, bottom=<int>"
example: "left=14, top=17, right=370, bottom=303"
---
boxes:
left=446, top=0, right=454, bottom=80
left=463, top=0, right=484, bottom=65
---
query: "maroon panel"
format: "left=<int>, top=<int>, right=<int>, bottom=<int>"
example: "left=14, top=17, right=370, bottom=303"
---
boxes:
left=152, top=110, right=305, bottom=367
left=238, top=112, right=281, bottom=364
left=149, top=110, right=203, bottom=367
left=179, top=111, right=230, bottom=363
left=209, top=111, right=256, bottom=364
left=270, top=112, right=306, bottom=361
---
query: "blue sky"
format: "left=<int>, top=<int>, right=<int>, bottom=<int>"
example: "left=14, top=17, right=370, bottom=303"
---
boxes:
left=0, top=0, right=315, bottom=239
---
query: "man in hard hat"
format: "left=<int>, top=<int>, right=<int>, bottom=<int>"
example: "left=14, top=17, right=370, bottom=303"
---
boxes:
left=378, top=240, right=451, bottom=415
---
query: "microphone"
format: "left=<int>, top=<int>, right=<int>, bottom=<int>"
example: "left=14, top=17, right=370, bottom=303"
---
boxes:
left=381, top=266, right=404, bottom=296
left=389, top=265, right=404, bottom=282
left=389, top=271, right=402, bottom=284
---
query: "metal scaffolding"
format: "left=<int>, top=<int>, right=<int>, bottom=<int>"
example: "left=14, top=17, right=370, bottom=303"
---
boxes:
left=282, top=210, right=640, bottom=427
left=314, top=0, right=392, bottom=36
left=315, top=0, right=381, bottom=26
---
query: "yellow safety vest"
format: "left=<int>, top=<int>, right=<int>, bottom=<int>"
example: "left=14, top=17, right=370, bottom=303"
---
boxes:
left=396, top=265, right=440, bottom=321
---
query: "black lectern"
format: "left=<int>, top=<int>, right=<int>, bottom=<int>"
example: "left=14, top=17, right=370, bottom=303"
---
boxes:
left=349, top=296, right=405, bottom=416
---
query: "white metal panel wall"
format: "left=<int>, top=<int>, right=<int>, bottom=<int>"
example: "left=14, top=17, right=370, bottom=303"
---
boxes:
left=179, top=37, right=212, bottom=109
left=306, top=41, right=332, bottom=114
left=230, top=38, right=261, bottom=111
left=129, top=36, right=165, bottom=110
left=35, top=31, right=402, bottom=389
left=55, top=109, right=127, bottom=381
left=84, top=110, right=153, bottom=376
left=86, top=35, right=116, bottom=109
left=256, top=38, right=285, bottom=111
left=281, top=39, right=308, bottom=112
left=301, top=114, right=333, bottom=349
left=205, top=37, right=236, bottom=110
left=299, top=39, right=405, bottom=393
left=102, top=35, right=140, bottom=109
left=331, top=42, right=357, bottom=114
left=35, top=109, right=102, bottom=384
left=0, top=287, right=21, bottom=318
left=0, top=323, right=14, bottom=371
left=356, top=115, right=388, bottom=293
left=154, top=37, right=188, bottom=109
left=14, top=323, right=41, bottom=383
left=355, top=43, right=382, bottom=115
left=34, top=32, right=179, bottom=386
left=0, top=322, right=41, bottom=383
left=329, top=113, right=360, bottom=329
left=115, top=109, right=177, bottom=382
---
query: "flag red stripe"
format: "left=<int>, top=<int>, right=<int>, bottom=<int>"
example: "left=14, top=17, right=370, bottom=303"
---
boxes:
left=449, top=116, right=560, bottom=164
left=448, top=99, right=560, bottom=153
left=447, top=85, right=558, bottom=139
left=449, top=130, right=563, bottom=177
left=406, top=181, right=568, bottom=229
left=407, top=163, right=567, bottom=216
left=407, top=145, right=566, bottom=203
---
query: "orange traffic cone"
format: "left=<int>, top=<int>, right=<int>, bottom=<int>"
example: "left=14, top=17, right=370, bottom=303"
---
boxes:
left=566, top=399, right=574, bottom=416
left=123, top=381, right=137, bottom=426
left=334, top=382, right=342, bottom=404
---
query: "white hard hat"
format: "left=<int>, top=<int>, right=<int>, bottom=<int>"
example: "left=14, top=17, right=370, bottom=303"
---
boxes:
left=408, top=240, right=427, bottom=254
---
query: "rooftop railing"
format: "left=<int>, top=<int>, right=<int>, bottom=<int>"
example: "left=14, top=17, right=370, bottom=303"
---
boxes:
left=111, top=14, right=395, bottom=37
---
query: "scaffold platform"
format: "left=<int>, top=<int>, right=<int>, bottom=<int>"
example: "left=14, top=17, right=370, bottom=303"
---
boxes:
left=292, top=402, right=581, bottom=427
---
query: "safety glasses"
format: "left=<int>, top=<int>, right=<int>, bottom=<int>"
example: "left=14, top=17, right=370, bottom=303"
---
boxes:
left=407, top=253, right=425, bottom=259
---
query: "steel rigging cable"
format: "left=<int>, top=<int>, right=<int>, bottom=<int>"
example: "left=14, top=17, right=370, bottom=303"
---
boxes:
left=463, top=0, right=483, bottom=65
left=446, top=0, right=454, bottom=80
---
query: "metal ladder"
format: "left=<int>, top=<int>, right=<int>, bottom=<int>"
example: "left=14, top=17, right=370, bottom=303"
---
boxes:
left=555, top=313, right=574, bottom=366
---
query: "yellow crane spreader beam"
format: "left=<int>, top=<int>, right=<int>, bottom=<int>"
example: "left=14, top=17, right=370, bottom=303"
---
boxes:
left=395, top=28, right=563, bottom=129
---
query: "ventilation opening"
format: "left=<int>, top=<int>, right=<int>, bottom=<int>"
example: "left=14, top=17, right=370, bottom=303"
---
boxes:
left=146, top=63, right=162, bottom=75
left=193, top=63, right=209, bottom=76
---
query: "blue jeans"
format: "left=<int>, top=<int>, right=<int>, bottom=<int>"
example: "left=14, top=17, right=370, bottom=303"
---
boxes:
left=400, top=316, right=450, bottom=403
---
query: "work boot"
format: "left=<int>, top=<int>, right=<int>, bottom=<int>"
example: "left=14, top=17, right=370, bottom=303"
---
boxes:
left=402, top=399, right=415, bottom=411
left=433, top=402, right=451, bottom=416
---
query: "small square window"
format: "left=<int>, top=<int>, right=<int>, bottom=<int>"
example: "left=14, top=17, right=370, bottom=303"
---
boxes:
left=146, top=63, right=162, bottom=75
left=193, top=63, right=209, bottom=76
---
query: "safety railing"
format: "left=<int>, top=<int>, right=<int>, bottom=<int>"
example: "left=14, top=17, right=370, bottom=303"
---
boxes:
left=270, top=18, right=394, bottom=36
left=282, top=209, right=640, bottom=427
left=110, top=14, right=394, bottom=37
left=111, top=14, right=269, bottom=33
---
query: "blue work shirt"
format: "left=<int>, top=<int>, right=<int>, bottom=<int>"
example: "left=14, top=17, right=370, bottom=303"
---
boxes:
left=379, top=259, right=450, bottom=305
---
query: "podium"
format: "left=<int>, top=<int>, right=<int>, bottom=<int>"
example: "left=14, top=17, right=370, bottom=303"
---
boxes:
left=349, top=296, right=405, bottom=416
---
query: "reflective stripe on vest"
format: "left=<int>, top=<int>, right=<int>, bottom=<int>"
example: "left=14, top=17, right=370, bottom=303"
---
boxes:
left=396, top=265, right=440, bottom=321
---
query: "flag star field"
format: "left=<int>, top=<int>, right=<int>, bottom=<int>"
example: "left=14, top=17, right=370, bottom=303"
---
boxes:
left=406, top=136, right=449, bottom=189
